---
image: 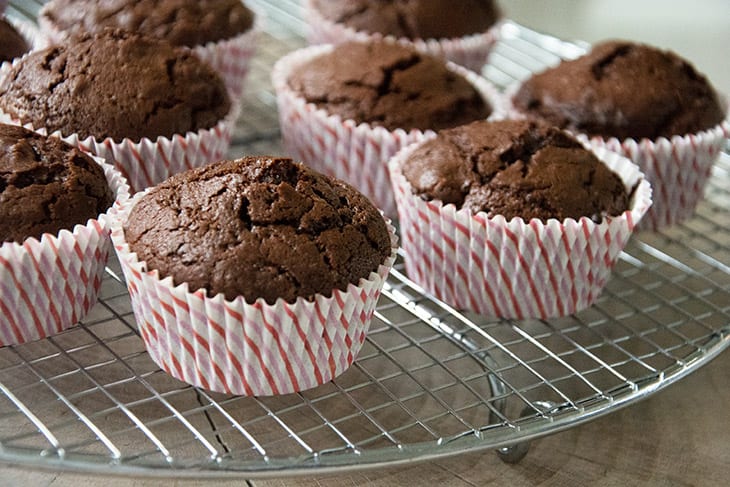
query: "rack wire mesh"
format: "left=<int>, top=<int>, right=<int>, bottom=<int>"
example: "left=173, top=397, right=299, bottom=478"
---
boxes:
left=0, top=0, right=728, bottom=478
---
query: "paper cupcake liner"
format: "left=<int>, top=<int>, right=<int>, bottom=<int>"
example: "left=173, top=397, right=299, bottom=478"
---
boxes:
left=389, top=141, right=652, bottom=320
left=272, top=44, right=505, bottom=218
left=0, top=56, right=235, bottom=194
left=37, top=0, right=259, bottom=102
left=577, top=118, right=729, bottom=230
left=60, top=117, right=234, bottom=194
left=0, top=157, right=130, bottom=347
left=301, top=0, right=501, bottom=72
left=109, top=192, right=398, bottom=396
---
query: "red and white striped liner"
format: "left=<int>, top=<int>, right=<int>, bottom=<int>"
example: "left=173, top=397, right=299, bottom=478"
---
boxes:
left=389, top=142, right=652, bottom=320
left=109, top=193, right=398, bottom=396
left=577, top=117, right=729, bottom=230
left=301, top=0, right=501, bottom=72
left=58, top=117, right=234, bottom=194
left=37, top=1, right=260, bottom=102
left=272, top=44, right=505, bottom=218
left=0, top=158, right=130, bottom=346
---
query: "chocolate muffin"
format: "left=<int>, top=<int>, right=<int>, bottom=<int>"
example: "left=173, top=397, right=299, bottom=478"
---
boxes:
left=309, top=0, right=499, bottom=40
left=512, top=41, right=726, bottom=140
left=401, top=119, right=630, bottom=222
left=40, top=0, right=254, bottom=48
left=0, top=124, right=114, bottom=243
left=287, top=40, right=492, bottom=132
left=0, top=18, right=29, bottom=63
left=0, top=29, right=231, bottom=142
left=124, top=156, right=392, bottom=304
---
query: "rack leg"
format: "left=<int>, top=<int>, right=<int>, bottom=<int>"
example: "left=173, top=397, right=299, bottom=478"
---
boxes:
left=494, top=401, right=557, bottom=464
left=496, top=441, right=531, bottom=464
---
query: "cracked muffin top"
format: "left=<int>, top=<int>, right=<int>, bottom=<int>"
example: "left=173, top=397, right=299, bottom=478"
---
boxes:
left=0, top=123, right=114, bottom=243
left=401, top=119, right=630, bottom=222
left=310, top=0, right=500, bottom=40
left=0, top=29, right=231, bottom=142
left=40, top=0, right=254, bottom=48
left=0, top=18, right=29, bottom=63
left=287, top=40, right=491, bottom=131
left=511, top=40, right=726, bottom=140
left=124, top=156, right=392, bottom=304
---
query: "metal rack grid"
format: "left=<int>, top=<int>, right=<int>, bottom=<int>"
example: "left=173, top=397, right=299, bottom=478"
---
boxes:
left=1, top=0, right=728, bottom=478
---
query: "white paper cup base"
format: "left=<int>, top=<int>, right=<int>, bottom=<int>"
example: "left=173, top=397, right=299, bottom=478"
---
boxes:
left=580, top=119, right=729, bottom=230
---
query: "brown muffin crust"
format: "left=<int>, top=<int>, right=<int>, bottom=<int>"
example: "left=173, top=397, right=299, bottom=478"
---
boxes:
left=40, top=0, right=254, bottom=48
left=512, top=41, right=726, bottom=140
left=0, top=29, right=231, bottom=142
left=0, top=124, right=114, bottom=243
left=0, top=18, right=29, bottom=63
left=125, top=156, right=392, bottom=304
left=310, top=0, right=499, bottom=39
left=401, top=120, right=630, bottom=222
left=288, top=40, right=491, bottom=132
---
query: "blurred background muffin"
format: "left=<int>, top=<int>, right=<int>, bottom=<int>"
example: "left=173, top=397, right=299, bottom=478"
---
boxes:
left=303, top=0, right=501, bottom=71
left=39, top=0, right=258, bottom=99
left=510, top=40, right=727, bottom=229
left=0, top=29, right=234, bottom=192
left=0, top=17, right=29, bottom=63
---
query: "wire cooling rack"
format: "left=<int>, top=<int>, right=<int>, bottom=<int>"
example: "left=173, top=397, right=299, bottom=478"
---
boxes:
left=1, top=0, right=729, bottom=479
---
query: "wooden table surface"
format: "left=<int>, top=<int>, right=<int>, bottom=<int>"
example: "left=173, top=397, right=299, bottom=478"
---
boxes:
left=2, top=347, right=727, bottom=486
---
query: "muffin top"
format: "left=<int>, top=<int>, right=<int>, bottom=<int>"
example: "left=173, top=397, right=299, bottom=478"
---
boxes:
left=0, top=123, right=114, bottom=243
left=0, top=29, right=231, bottom=142
left=40, top=0, right=254, bottom=48
left=401, top=119, right=630, bottom=222
left=287, top=40, right=492, bottom=132
left=310, top=0, right=499, bottom=40
left=125, top=156, right=392, bottom=304
left=0, top=18, right=29, bottom=63
left=512, top=40, right=726, bottom=140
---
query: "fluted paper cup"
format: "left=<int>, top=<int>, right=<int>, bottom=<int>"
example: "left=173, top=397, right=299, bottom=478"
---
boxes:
left=110, top=192, right=398, bottom=396
left=301, top=0, right=500, bottom=71
left=59, top=117, right=234, bottom=194
left=272, top=44, right=504, bottom=218
left=390, top=142, right=652, bottom=319
left=0, top=158, right=130, bottom=346
left=577, top=118, right=729, bottom=230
